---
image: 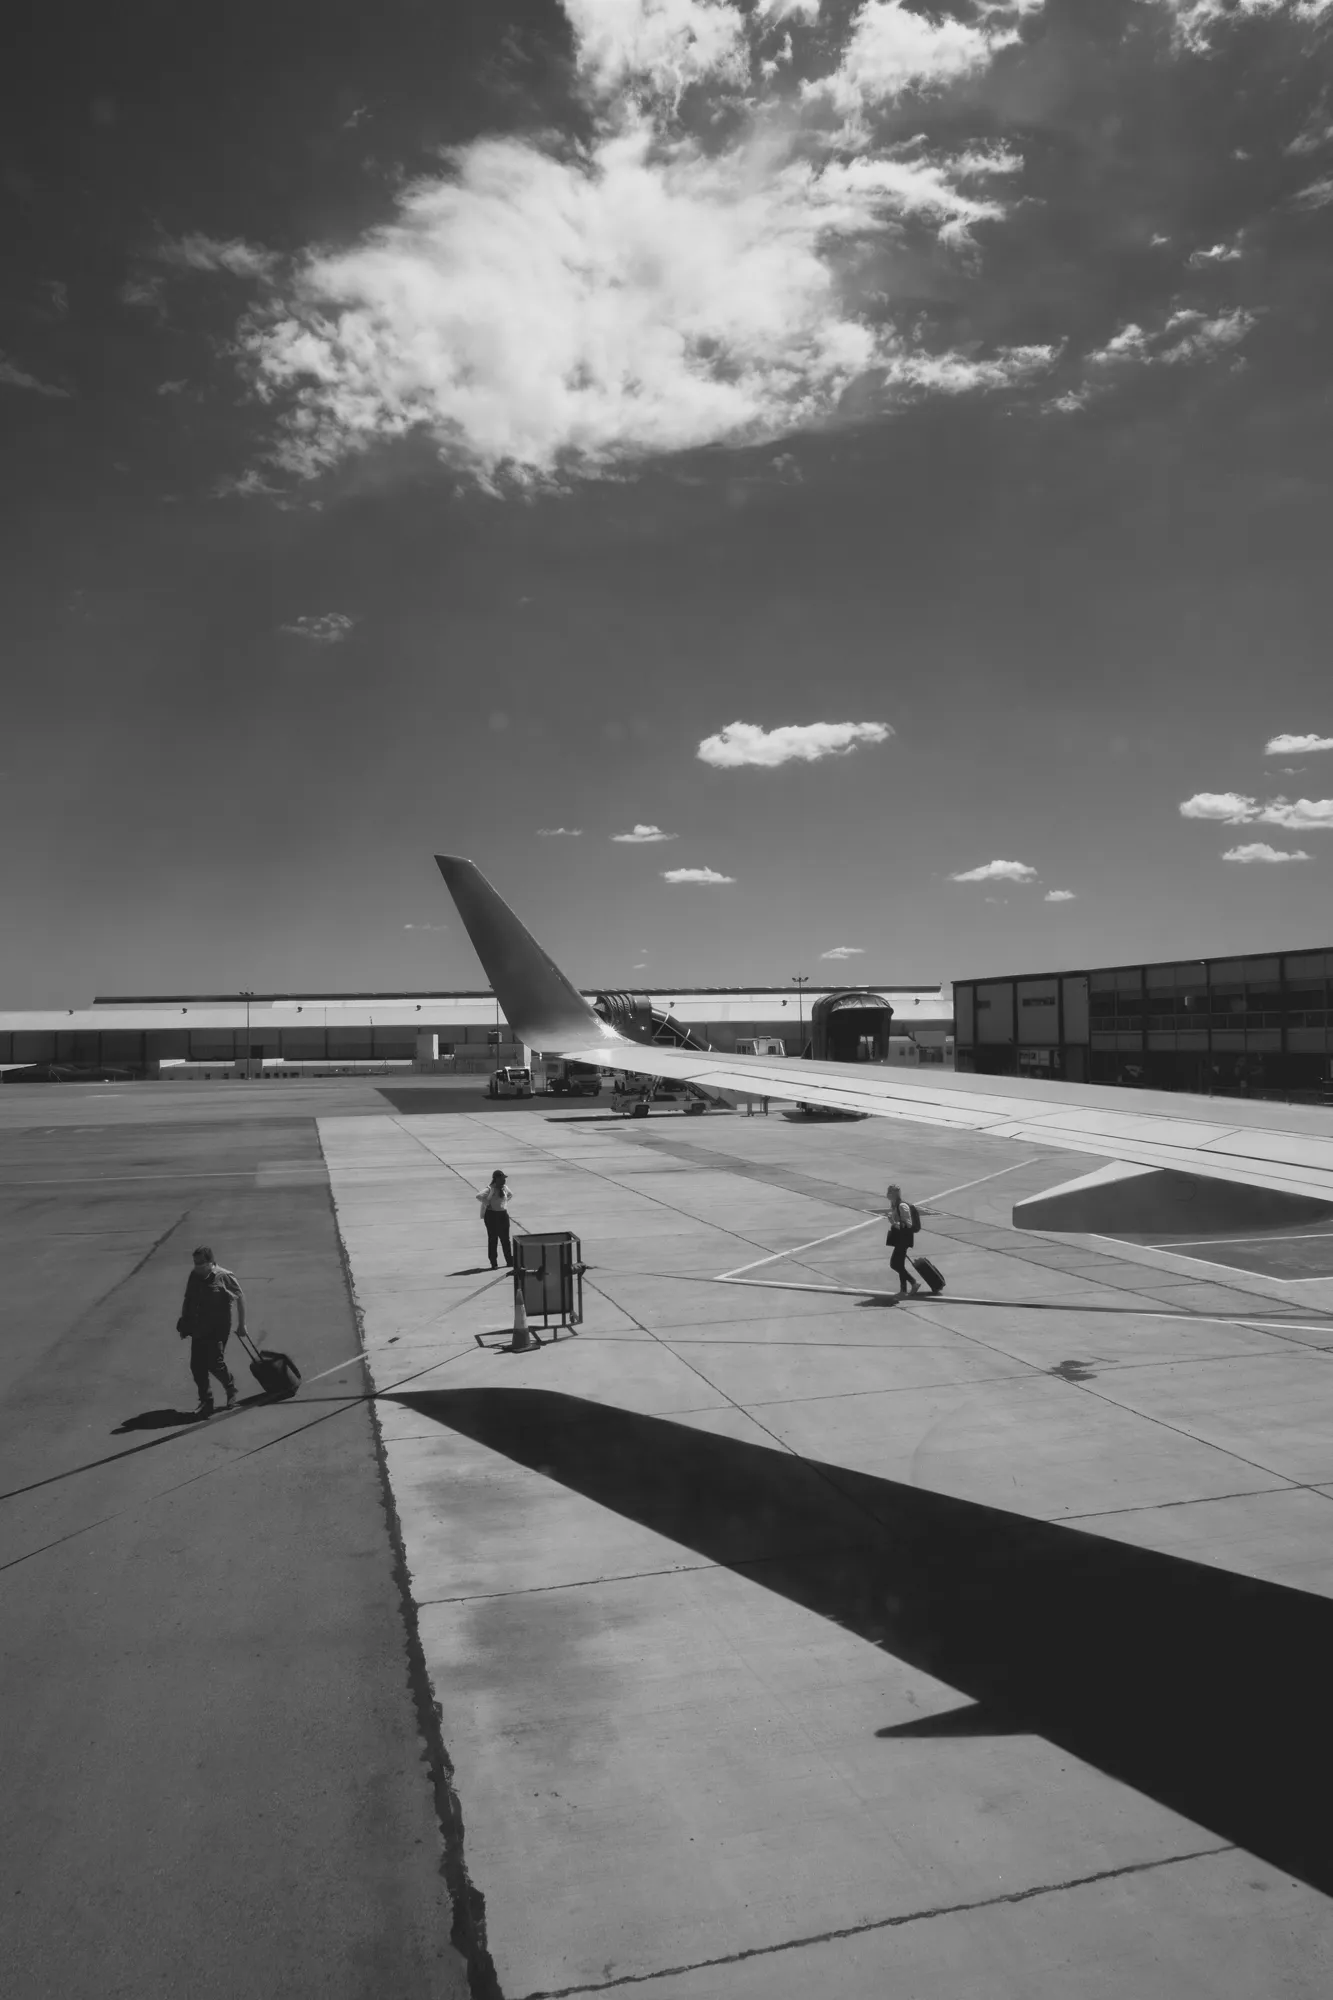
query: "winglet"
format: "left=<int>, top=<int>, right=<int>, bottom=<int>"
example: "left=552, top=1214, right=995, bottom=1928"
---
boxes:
left=435, top=856, right=622, bottom=1053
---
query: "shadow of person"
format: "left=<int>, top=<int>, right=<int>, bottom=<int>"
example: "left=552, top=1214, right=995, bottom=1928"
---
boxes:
left=392, top=1385, right=1333, bottom=1900
left=112, top=1408, right=209, bottom=1432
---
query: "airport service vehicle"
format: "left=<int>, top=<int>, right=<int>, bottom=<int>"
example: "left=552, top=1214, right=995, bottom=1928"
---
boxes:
left=488, top=1065, right=534, bottom=1099
left=543, top=1058, right=602, bottom=1096
left=431, top=854, right=1333, bottom=1221
left=611, top=1077, right=708, bottom=1118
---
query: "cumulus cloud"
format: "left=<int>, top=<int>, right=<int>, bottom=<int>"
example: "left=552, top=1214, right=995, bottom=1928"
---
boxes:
left=538, top=826, right=583, bottom=836
left=1266, top=732, right=1333, bottom=754
left=1178, top=790, right=1258, bottom=822
left=1291, top=175, right=1333, bottom=209
left=613, top=823, right=678, bottom=842
left=662, top=865, right=735, bottom=883
left=220, top=1, right=1056, bottom=490
left=806, top=0, right=1028, bottom=127
left=821, top=945, right=865, bottom=958
left=0, top=352, right=71, bottom=399
left=1187, top=240, right=1243, bottom=265
left=697, top=719, right=891, bottom=767
left=1256, top=796, right=1333, bottom=830
left=1044, top=889, right=1076, bottom=901
left=949, top=859, right=1038, bottom=882
left=1180, top=788, right=1333, bottom=829
left=280, top=611, right=356, bottom=643
left=1222, top=842, right=1312, bottom=863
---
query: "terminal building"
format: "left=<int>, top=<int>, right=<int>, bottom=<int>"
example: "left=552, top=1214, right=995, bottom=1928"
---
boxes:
left=954, top=948, right=1333, bottom=1102
left=0, top=984, right=954, bottom=1081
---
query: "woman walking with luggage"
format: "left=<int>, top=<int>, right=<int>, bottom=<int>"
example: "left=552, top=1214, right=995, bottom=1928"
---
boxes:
left=885, top=1184, right=921, bottom=1296
left=478, top=1170, right=514, bottom=1269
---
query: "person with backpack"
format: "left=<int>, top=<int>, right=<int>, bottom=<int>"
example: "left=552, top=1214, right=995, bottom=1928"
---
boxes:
left=885, top=1184, right=922, bottom=1295
left=477, top=1170, right=514, bottom=1269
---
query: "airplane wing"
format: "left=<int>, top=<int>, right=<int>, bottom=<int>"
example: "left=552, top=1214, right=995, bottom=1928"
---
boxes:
left=436, top=855, right=1333, bottom=1210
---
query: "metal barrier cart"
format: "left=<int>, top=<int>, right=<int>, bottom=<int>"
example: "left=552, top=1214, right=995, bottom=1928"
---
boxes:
left=513, top=1231, right=584, bottom=1338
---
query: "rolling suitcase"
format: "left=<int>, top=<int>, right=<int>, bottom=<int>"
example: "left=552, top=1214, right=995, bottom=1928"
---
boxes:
left=911, top=1255, right=946, bottom=1295
left=237, top=1328, right=301, bottom=1399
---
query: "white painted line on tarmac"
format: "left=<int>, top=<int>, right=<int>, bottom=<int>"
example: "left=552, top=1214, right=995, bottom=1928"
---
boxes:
left=717, top=1216, right=879, bottom=1282
left=713, top=1156, right=1046, bottom=1282
left=922, top=1156, right=1048, bottom=1205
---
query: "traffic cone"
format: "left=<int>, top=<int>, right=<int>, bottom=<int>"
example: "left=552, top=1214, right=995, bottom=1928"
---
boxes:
left=509, top=1278, right=537, bottom=1352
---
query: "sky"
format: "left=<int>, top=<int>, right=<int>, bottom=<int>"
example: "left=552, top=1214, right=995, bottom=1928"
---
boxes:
left=2, top=0, right=1331, bottom=1006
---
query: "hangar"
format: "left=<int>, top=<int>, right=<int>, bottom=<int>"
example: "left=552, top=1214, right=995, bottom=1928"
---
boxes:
left=0, top=982, right=953, bottom=1080
left=954, top=947, right=1333, bottom=1102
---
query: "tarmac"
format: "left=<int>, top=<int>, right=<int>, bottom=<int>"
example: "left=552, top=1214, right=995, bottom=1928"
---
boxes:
left=4, top=1075, right=1333, bottom=1997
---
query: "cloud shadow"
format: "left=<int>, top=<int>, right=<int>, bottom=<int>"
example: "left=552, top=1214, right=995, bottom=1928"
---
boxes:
left=394, top=1386, right=1333, bottom=1896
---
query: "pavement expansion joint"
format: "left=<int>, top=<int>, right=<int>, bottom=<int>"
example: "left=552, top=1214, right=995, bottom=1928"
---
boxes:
left=515, top=1846, right=1238, bottom=2000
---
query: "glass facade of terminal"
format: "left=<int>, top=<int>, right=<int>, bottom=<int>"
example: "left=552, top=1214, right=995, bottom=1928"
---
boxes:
left=954, top=949, right=1333, bottom=1101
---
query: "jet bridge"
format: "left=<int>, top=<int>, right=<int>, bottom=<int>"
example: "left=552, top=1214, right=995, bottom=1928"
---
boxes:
left=808, top=988, right=894, bottom=1063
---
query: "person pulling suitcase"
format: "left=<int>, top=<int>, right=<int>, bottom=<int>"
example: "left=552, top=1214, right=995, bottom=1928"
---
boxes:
left=885, top=1185, right=922, bottom=1296
left=885, top=1183, right=946, bottom=1296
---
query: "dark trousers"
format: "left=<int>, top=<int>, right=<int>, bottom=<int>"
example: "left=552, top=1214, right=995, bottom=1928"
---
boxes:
left=889, top=1238, right=915, bottom=1285
left=485, top=1211, right=512, bottom=1268
left=189, top=1333, right=236, bottom=1402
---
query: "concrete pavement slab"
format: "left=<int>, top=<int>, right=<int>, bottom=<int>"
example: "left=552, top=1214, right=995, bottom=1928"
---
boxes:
left=318, top=1104, right=1333, bottom=1998
left=1062, top=1485, right=1333, bottom=1593
left=619, top=1846, right=1329, bottom=2000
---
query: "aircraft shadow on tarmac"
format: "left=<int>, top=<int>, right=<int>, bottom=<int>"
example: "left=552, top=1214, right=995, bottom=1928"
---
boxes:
left=393, top=1385, right=1333, bottom=1899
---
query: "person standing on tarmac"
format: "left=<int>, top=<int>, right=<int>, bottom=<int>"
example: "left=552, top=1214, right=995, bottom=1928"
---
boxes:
left=176, top=1246, right=246, bottom=1415
left=885, top=1184, right=922, bottom=1296
left=478, top=1170, right=514, bottom=1269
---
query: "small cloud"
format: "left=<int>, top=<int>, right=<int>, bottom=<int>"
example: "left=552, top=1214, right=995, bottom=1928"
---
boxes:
left=1256, top=797, right=1333, bottom=831
left=769, top=452, right=803, bottom=484
left=537, top=827, right=583, bottom=837
left=1287, top=122, right=1333, bottom=157
left=632, top=961, right=648, bottom=969
left=1291, top=176, right=1333, bottom=211
left=119, top=273, right=168, bottom=315
left=613, top=824, right=677, bottom=843
left=1044, top=889, right=1076, bottom=902
left=1222, top=843, right=1312, bottom=865
left=949, top=859, right=1038, bottom=883
left=821, top=945, right=865, bottom=959
left=1179, top=791, right=1257, bottom=823
left=662, top=866, right=735, bottom=885
left=41, top=279, right=69, bottom=318
left=280, top=611, right=356, bottom=644
left=1266, top=733, right=1333, bottom=755
left=1186, top=241, right=1242, bottom=266
left=697, top=720, right=892, bottom=769
left=156, top=379, right=187, bottom=396
left=403, top=921, right=449, bottom=929
left=159, top=233, right=279, bottom=278
left=488, top=709, right=510, bottom=731
left=0, top=351, right=71, bottom=399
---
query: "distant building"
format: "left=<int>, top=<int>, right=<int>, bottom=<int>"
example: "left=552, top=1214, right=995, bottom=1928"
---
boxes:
left=0, top=984, right=953, bottom=1080
left=954, top=949, right=1332, bottom=1102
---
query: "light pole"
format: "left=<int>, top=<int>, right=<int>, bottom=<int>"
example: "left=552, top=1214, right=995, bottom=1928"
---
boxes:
left=240, top=991, right=254, bottom=1080
left=791, top=975, right=809, bottom=1058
